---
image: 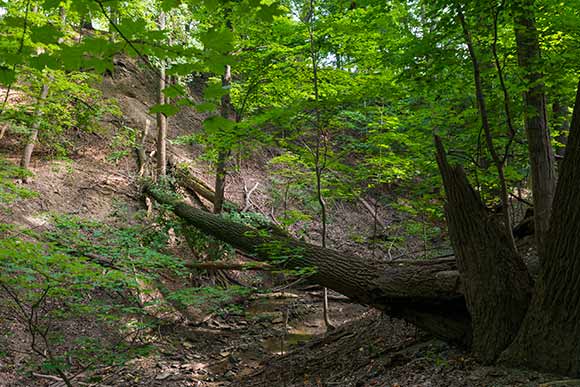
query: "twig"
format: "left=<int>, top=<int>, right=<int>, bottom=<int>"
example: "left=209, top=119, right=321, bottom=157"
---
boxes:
left=242, top=181, right=260, bottom=212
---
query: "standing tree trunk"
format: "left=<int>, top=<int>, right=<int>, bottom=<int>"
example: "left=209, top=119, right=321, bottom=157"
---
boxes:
left=513, top=0, right=556, bottom=260
left=214, top=151, right=228, bottom=213
left=59, top=6, right=66, bottom=26
left=308, top=0, right=333, bottom=331
left=457, top=8, right=516, bottom=252
left=156, top=11, right=167, bottom=178
left=501, top=79, right=580, bottom=375
left=553, top=100, right=569, bottom=165
left=213, top=63, right=234, bottom=214
left=20, top=83, right=49, bottom=178
left=214, top=7, right=236, bottom=214
left=435, top=137, right=531, bottom=363
left=135, top=119, right=150, bottom=177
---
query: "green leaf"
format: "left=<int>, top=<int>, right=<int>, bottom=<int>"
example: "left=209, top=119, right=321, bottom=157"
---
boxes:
left=167, top=62, right=204, bottom=76
left=162, top=84, right=186, bottom=98
left=0, top=66, right=16, bottom=86
left=203, top=0, right=220, bottom=11
left=177, top=98, right=194, bottom=107
left=203, top=80, right=228, bottom=100
left=256, top=2, right=284, bottom=23
left=29, top=53, right=60, bottom=70
left=30, top=25, right=63, bottom=45
left=161, top=0, right=181, bottom=11
left=195, top=102, right=217, bottom=113
left=42, top=0, right=62, bottom=10
left=203, top=116, right=234, bottom=133
left=150, top=104, right=180, bottom=117
left=200, top=28, right=234, bottom=54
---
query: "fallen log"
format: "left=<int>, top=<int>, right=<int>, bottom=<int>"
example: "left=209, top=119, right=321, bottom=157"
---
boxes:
left=185, top=260, right=276, bottom=271
left=171, top=161, right=238, bottom=210
left=143, top=183, right=472, bottom=344
left=170, top=162, right=291, bottom=238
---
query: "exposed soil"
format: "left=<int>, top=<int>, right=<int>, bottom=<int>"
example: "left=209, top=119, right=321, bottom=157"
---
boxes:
left=1, top=57, right=576, bottom=387
left=1, top=289, right=567, bottom=387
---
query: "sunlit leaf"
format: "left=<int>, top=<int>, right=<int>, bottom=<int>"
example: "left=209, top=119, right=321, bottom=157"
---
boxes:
left=150, top=103, right=180, bottom=116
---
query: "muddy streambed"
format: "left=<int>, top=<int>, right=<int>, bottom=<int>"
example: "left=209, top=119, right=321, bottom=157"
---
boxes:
left=245, top=293, right=330, bottom=355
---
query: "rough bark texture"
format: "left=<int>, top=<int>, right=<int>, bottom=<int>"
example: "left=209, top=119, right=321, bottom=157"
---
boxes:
left=214, top=151, right=228, bottom=214
left=173, top=164, right=237, bottom=210
left=501, top=80, right=580, bottom=375
left=144, top=183, right=472, bottom=344
left=458, top=9, right=516, bottom=252
left=513, top=0, right=556, bottom=260
left=214, top=63, right=235, bottom=214
left=185, top=261, right=275, bottom=271
left=435, top=137, right=531, bottom=363
left=156, top=11, right=167, bottom=178
left=553, top=100, right=569, bottom=164
left=135, top=119, right=150, bottom=177
left=171, top=161, right=291, bottom=240
left=20, top=83, right=49, bottom=175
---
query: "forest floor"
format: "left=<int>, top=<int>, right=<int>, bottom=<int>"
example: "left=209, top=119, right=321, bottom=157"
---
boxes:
left=0, top=281, right=569, bottom=387
left=0, top=151, right=567, bottom=387
left=0, top=58, right=577, bottom=386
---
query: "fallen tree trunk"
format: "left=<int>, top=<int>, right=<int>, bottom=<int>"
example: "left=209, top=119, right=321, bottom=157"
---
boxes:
left=185, top=260, right=275, bottom=271
left=170, top=161, right=291, bottom=238
left=172, top=162, right=238, bottom=210
left=143, top=183, right=472, bottom=345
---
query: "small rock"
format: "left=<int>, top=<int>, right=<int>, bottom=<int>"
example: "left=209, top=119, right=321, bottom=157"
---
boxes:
left=486, top=369, right=507, bottom=377
left=220, top=351, right=231, bottom=358
left=540, top=380, right=580, bottom=387
left=155, top=371, right=172, bottom=380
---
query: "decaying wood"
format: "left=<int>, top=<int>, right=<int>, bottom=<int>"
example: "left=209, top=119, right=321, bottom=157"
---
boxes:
left=170, top=161, right=238, bottom=210
left=20, top=83, right=50, bottom=178
left=185, top=260, right=275, bottom=271
left=143, top=182, right=472, bottom=344
left=243, top=181, right=260, bottom=212
left=435, top=135, right=531, bottom=363
left=500, top=79, right=580, bottom=375
left=135, top=119, right=150, bottom=177
left=0, top=123, right=8, bottom=140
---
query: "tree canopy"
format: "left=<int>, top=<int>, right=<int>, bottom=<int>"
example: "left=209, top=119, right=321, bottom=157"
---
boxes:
left=2, top=0, right=580, bottom=383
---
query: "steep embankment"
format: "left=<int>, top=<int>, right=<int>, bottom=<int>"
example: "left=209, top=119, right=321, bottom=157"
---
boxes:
left=0, top=56, right=568, bottom=387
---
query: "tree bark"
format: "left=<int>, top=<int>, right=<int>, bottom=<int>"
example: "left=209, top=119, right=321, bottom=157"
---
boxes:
left=553, top=100, right=569, bottom=165
left=185, top=261, right=275, bottom=271
left=20, top=83, right=49, bottom=177
left=214, top=63, right=235, bottom=214
left=59, top=6, right=67, bottom=26
left=143, top=182, right=472, bottom=344
left=156, top=11, right=167, bottom=178
left=435, top=136, right=531, bottom=363
left=308, top=0, right=333, bottom=330
left=0, top=123, right=8, bottom=141
left=458, top=8, right=516, bottom=252
left=513, top=0, right=556, bottom=260
left=501, top=80, right=580, bottom=375
left=135, top=119, right=150, bottom=177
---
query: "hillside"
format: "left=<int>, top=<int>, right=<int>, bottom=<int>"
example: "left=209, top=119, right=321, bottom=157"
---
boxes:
left=0, top=54, right=568, bottom=387
left=2, top=0, right=580, bottom=385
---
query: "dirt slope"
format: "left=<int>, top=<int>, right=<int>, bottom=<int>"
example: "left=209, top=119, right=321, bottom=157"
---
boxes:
left=0, top=58, right=571, bottom=387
